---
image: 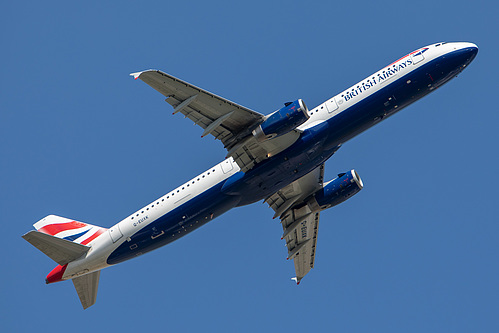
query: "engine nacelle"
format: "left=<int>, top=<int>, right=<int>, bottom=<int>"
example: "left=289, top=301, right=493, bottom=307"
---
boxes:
left=252, top=99, right=309, bottom=142
left=309, top=170, right=364, bottom=211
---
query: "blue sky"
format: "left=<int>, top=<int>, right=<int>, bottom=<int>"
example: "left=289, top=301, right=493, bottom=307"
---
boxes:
left=2, top=0, right=498, bottom=331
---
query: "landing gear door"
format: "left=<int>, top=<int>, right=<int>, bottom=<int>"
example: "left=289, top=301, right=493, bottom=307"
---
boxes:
left=109, top=224, right=123, bottom=243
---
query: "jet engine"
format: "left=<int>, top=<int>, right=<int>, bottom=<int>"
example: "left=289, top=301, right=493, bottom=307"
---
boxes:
left=252, top=99, right=309, bottom=142
left=309, top=170, right=364, bottom=211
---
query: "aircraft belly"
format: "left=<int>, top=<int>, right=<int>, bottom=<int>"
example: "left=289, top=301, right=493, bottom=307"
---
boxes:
left=106, top=183, right=241, bottom=265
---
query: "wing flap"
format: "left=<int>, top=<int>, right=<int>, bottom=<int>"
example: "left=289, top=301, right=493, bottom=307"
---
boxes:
left=266, top=164, right=324, bottom=217
left=230, top=130, right=302, bottom=173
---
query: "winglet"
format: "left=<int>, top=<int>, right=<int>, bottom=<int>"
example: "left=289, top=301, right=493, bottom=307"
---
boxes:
left=291, top=277, right=301, bottom=285
left=130, top=69, right=158, bottom=80
left=130, top=72, right=143, bottom=80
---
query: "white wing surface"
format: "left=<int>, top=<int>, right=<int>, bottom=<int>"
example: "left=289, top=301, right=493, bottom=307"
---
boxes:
left=265, top=164, right=325, bottom=283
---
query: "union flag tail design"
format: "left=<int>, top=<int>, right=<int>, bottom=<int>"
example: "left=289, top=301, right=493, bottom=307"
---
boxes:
left=34, top=215, right=107, bottom=246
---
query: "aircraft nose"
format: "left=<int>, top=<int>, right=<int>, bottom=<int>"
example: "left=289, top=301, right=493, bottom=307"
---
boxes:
left=465, top=42, right=478, bottom=57
left=464, top=43, right=478, bottom=67
left=451, top=42, right=478, bottom=69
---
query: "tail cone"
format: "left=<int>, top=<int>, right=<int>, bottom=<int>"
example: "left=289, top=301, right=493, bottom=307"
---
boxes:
left=46, top=264, right=67, bottom=284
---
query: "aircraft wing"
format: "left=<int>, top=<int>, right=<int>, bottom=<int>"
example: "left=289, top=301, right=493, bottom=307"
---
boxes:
left=265, top=164, right=325, bottom=284
left=131, top=70, right=301, bottom=172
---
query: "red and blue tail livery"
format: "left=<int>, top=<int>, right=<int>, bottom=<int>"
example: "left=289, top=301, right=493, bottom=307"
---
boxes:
left=34, top=215, right=107, bottom=245
left=23, top=42, right=478, bottom=309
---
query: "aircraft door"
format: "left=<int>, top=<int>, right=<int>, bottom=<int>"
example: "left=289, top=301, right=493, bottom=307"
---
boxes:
left=411, top=49, right=425, bottom=65
left=221, top=159, right=234, bottom=174
left=109, top=224, right=123, bottom=243
left=325, top=98, right=339, bottom=115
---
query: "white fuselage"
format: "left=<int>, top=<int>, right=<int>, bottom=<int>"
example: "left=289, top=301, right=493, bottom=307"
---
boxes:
left=62, top=42, right=477, bottom=280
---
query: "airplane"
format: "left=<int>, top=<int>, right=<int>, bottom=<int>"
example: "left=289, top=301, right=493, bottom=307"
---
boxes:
left=23, top=42, right=478, bottom=309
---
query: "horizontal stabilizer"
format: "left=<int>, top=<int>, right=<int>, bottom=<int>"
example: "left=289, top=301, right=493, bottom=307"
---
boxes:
left=72, top=270, right=100, bottom=310
left=22, top=230, right=90, bottom=266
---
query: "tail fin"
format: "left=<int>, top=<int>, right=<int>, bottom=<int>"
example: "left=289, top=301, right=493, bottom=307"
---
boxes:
left=24, top=215, right=107, bottom=310
left=33, top=215, right=107, bottom=245
left=73, top=270, right=100, bottom=309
